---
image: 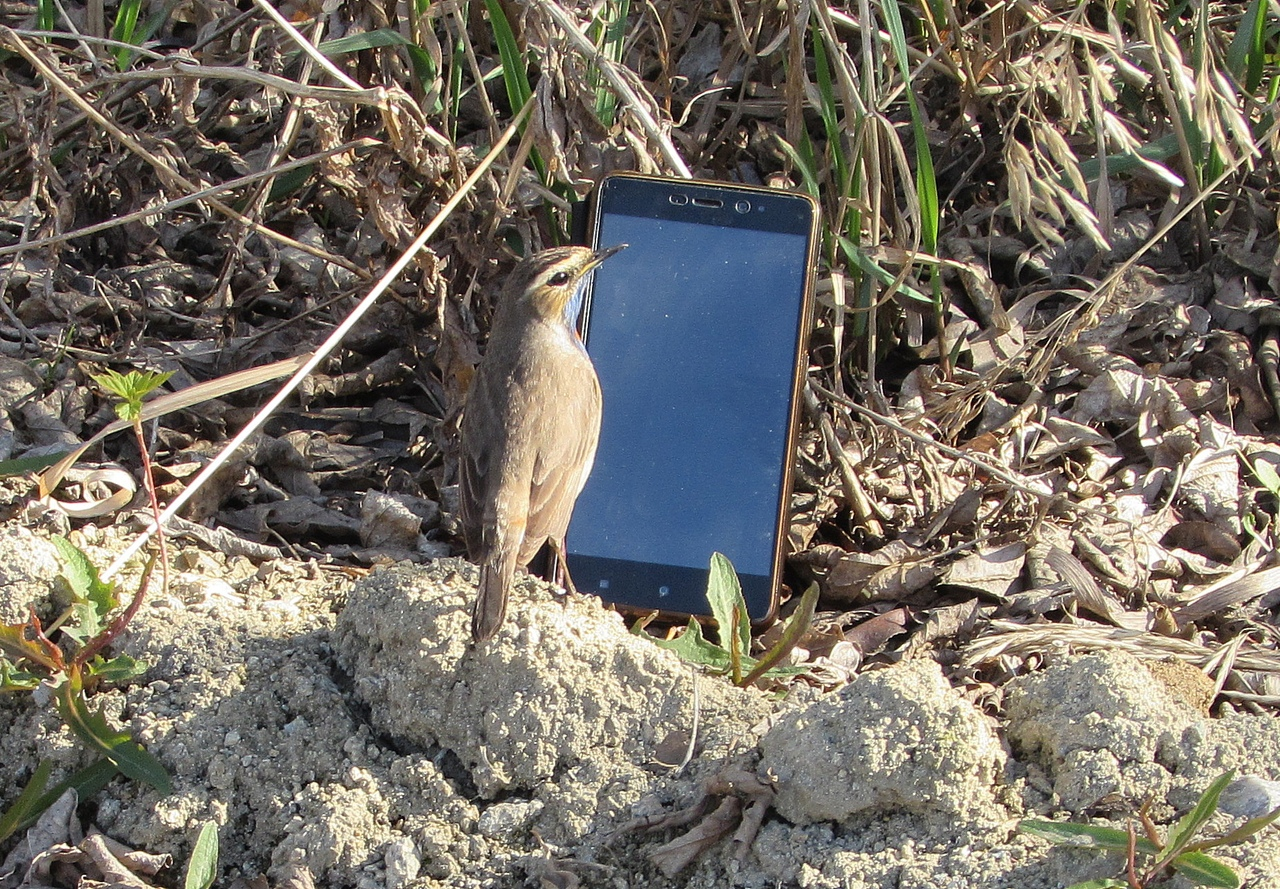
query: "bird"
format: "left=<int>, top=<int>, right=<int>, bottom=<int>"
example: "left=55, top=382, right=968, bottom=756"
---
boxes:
left=458, top=244, right=625, bottom=643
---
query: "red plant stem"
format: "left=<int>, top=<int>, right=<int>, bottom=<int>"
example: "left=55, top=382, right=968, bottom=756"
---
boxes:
left=26, top=606, right=66, bottom=671
left=1126, top=821, right=1143, bottom=889
left=75, top=418, right=166, bottom=667
left=76, top=555, right=154, bottom=666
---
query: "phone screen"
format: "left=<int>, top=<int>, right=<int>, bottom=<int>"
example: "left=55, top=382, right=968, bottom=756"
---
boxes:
left=566, top=174, right=816, bottom=621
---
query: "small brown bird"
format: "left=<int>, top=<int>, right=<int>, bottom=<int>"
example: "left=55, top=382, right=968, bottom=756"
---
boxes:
left=459, top=244, right=624, bottom=643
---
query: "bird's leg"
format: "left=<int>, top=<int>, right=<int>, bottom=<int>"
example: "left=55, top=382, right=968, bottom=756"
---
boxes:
left=547, top=536, right=580, bottom=596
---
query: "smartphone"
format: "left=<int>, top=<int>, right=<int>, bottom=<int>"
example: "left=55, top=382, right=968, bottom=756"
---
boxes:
left=563, top=172, right=818, bottom=623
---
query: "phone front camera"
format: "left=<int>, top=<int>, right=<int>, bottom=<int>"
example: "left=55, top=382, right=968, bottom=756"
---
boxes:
left=735, top=200, right=751, bottom=214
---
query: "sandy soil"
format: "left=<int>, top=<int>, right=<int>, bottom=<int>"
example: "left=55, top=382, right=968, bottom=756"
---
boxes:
left=4, top=521, right=1280, bottom=889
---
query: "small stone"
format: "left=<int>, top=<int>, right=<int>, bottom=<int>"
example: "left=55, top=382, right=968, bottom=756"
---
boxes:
left=1219, top=775, right=1280, bottom=819
left=383, top=837, right=421, bottom=889
left=477, top=800, right=544, bottom=840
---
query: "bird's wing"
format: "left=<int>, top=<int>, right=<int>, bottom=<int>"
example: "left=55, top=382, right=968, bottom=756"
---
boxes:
left=519, top=364, right=602, bottom=565
left=459, top=363, right=526, bottom=560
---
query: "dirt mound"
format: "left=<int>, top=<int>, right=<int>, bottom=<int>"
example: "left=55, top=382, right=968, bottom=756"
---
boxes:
left=5, top=524, right=1280, bottom=887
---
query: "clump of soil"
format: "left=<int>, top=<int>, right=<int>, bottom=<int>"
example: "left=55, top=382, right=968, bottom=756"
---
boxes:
left=3, top=522, right=1280, bottom=888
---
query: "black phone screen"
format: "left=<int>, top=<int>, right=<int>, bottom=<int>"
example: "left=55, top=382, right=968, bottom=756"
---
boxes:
left=566, top=174, right=816, bottom=621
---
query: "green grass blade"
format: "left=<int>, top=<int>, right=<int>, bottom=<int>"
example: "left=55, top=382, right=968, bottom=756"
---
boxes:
left=836, top=235, right=931, bottom=306
left=811, top=27, right=848, bottom=191
left=878, top=0, right=938, bottom=252
left=0, top=450, right=67, bottom=477
left=591, top=0, right=629, bottom=125
left=1227, top=0, right=1268, bottom=94
left=483, top=0, right=548, bottom=190
left=37, top=0, right=55, bottom=31
left=776, top=135, right=821, bottom=201
left=110, top=0, right=143, bottom=70
left=319, top=29, right=412, bottom=55
left=484, top=0, right=532, bottom=114
left=448, top=28, right=465, bottom=140
left=0, top=759, right=53, bottom=842
left=1019, top=819, right=1161, bottom=856
left=1164, top=771, right=1235, bottom=856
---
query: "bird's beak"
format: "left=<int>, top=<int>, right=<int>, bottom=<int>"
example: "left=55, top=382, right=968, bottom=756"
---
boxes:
left=585, top=243, right=627, bottom=273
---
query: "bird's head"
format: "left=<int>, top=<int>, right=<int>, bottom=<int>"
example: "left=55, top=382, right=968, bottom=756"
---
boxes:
left=507, top=244, right=627, bottom=328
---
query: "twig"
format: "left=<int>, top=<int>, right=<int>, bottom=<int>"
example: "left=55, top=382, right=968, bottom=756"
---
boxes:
left=809, top=378, right=1143, bottom=531
left=534, top=0, right=691, bottom=178
left=7, top=30, right=168, bottom=60
left=673, top=665, right=700, bottom=775
left=100, top=98, right=536, bottom=580
left=251, top=0, right=364, bottom=91
left=118, top=61, right=386, bottom=105
left=0, top=140, right=379, bottom=261
left=0, top=26, right=364, bottom=276
left=208, top=17, right=328, bottom=308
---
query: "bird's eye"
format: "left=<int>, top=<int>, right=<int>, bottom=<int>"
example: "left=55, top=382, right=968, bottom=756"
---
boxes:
left=549, top=271, right=572, bottom=286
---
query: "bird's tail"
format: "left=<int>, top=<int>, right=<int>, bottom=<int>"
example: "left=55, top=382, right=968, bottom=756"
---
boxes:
left=473, top=549, right=515, bottom=643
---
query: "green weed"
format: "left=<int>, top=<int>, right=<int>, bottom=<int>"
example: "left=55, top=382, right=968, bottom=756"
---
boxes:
left=0, top=370, right=176, bottom=841
left=1021, top=771, right=1280, bottom=889
left=640, top=553, right=818, bottom=689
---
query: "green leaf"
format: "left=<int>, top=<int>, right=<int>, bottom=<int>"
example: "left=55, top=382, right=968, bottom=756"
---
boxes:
left=651, top=618, right=733, bottom=673
left=50, top=537, right=119, bottom=642
left=1019, top=819, right=1161, bottom=856
left=90, top=369, right=173, bottom=423
left=1170, top=850, right=1240, bottom=888
left=1, top=656, right=41, bottom=691
left=319, top=28, right=411, bottom=55
left=1251, top=458, right=1280, bottom=496
left=1213, top=802, right=1280, bottom=847
left=0, top=450, right=68, bottom=477
left=108, top=740, right=170, bottom=794
left=85, top=653, right=147, bottom=684
left=185, top=821, right=220, bottom=889
left=0, top=758, right=119, bottom=843
left=706, top=553, right=750, bottom=663
left=0, top=623, right=61, bottom=672
left=1164, top=771, right=1235, bottom=857
left=266, top=164, right=314, bottom=203
left=56, top=681, right=172, bottom=793
left=0, top=759, right=52, bottom=842
left=740, top=581, right=820, bottom=688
